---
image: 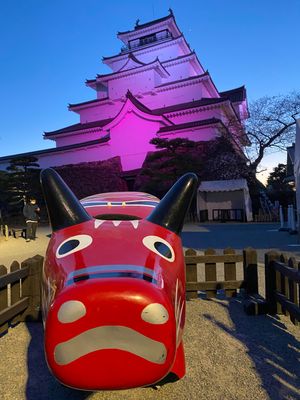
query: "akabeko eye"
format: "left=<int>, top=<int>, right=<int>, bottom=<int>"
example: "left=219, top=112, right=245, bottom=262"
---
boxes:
left=142, top=236, right=175, bottom=262
left=56, top=235, right=93, bottom=258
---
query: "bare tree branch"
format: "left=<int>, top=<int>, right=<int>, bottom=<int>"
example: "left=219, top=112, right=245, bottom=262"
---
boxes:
left=244, top=91, right=300, bottom=174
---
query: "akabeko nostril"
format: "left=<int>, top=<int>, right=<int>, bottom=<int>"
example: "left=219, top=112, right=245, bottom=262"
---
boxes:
left=58, top=300, right=86, bottom=323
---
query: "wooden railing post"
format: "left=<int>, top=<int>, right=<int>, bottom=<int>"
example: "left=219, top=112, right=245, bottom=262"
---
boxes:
left=265, top=251, right=280, bottom=314
left=205, top=248, right=217, bottom=298
left=21, top=255, right=43, bottom=321
left=10, top=261, right=21, bottom=325
left=185, top=248, right=198, bottom=300
left=0, top=265, right=8, bottom=335
left=243, top=248, right=258, bottom=295
left=224, top=248, right=237, bottom=297
left=279, top=254, right=289, bottom=316
left=4, top=225, right=8, bottom=241
left=287, top=257, right=299, bottom=325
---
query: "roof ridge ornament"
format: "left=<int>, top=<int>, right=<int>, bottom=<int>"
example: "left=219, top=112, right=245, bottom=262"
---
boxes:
left=126, top=89, right=133, bottom=99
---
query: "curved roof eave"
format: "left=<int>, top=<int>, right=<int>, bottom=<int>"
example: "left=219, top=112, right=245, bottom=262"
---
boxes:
left=102, top=91, right=173, bottom=131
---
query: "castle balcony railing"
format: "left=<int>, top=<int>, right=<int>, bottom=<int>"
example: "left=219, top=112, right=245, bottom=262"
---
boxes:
left=120, top=31, right=173, bottom=53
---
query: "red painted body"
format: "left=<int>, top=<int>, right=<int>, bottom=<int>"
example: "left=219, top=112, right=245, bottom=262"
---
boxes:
left=42, top=191, right=186, bottom=390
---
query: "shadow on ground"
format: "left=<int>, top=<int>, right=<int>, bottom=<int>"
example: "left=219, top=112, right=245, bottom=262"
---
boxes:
left=25, top=322, right=91, bottom=400
left=203, top=298, right=300, bottom=400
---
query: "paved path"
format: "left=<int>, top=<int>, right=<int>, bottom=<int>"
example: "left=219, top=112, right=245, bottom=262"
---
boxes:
left=0, top=225, right=51, bottom=269
left=1, top=222, right=300, bottom=268
left=182, top=222, right=300, bottom=262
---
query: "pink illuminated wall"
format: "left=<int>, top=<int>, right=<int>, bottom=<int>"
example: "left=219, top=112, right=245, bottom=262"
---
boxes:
left=109, top=112, right=159, bottom=170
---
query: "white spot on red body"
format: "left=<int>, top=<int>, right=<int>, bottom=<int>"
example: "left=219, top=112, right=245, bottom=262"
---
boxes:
left=58, top=300, right=86, bottom=323
left=141, top=303, right=169, bottom=324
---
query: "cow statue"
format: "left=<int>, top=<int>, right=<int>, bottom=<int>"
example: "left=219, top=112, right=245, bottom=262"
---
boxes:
left=40, top=168, right=198, bottom=390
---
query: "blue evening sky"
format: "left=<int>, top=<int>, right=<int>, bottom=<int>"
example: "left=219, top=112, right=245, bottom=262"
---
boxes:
left=0, top=0, right=299, bottom=180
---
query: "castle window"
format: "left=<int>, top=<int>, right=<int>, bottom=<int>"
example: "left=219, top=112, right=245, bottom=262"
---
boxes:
left=124, top=30, right=172, bottom=53
left=139, top=33, right=157, bottom=46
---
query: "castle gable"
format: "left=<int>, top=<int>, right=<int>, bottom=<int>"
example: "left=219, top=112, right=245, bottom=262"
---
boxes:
left=118, top=53, right=145, bottom=72
left=103, top=91, right=172, bottom=132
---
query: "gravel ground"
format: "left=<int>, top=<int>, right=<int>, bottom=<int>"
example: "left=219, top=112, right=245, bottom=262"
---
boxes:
left=0, top=297, right=300, bottom=400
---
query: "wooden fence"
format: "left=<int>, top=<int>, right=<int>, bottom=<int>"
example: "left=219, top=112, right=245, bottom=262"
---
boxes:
left=265, top=251, right=300, bottom=325
left=185, top=247, right=258, bottom=300
left=0, top=255, right=43, bottom=335
left=0, top=248, right=299, bottom=335
left=185, top=247, right=300, bottom=325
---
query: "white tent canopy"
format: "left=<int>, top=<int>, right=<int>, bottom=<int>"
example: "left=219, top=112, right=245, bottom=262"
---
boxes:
left=197, top=179, right=253, bottom=222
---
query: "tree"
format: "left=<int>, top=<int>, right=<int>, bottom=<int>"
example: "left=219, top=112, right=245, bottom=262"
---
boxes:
left=245, top=91, right=300, bottom=176
left=135, top=138, right=203, bottom=197
left=0, top=170, right=10, bottom=218
left=201, top=136, right=250, bottom=181
left=267, top=163, right=290, bottom=190
left=6, top=156, right=41, bottom=206
left=266, top=163, right=295, bottom=206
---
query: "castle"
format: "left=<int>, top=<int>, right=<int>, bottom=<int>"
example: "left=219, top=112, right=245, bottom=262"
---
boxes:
left=0, top=10, right=249, bottom=185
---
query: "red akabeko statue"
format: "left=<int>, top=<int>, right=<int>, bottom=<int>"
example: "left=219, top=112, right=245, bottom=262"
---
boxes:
left=40, top=168, right=198, bottom=390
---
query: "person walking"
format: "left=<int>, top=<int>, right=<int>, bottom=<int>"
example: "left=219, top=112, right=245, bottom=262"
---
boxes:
left=23, top=197, right=40, bottom=242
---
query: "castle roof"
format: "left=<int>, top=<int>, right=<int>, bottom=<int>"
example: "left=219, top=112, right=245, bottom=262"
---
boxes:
left=220, top=86, right=246, bottom=103
left=117, top=53, right=146, bottom=71
left=47, top=91, right=174, bottom=138
left=0, top=137, right=109, bottom=162
left=102, top=34, right=189, bottom=61
left=154, top=70, right=218, bottom=96
left=69, top=97, right=109, bottom=109
left=156, top=71, right=209, bottom=89
left=44, top=118, right=113, bottom=137
left=102, top=91, right=174, bottom=130
left=125, top=90, right=155, bottom=115
left=121, top=92, right=227, bottom=118
left=56, top=95, right=237, bottom=138
left=52, top=83, right=245, bottom=138
left=96, top=58, right=170, bottom=81
left=117, top=13, right=175, bottom=35
left=88, top=52, right=203, bottom=88
left=117, top=10, right=181, bottom=43
left=157, top=118, right=225, bottom=133
left=153, top=97, right=228, bottom=115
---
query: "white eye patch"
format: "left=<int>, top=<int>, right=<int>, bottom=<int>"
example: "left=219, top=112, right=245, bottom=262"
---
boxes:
left=58, top=300, right=86, bottom=323
left=142, top=236, right=175, bottom=262
left=56, top=235, right=93, bottom=258
left=141, top=303, right=169, bottom=324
